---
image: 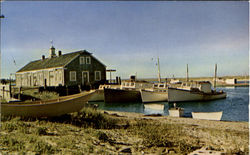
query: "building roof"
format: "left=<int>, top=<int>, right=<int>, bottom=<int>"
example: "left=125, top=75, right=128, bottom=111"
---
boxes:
left=16, top=50, right=105, bottom=73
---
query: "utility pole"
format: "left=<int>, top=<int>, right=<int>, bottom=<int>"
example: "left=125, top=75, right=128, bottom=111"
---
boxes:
left=157, top=57, right=161, bottom=83
left=186, top=64, right=189, bottom=82
left=214, top=64, right=217, bottom=90
left=0, top=0, right=4, bottom=79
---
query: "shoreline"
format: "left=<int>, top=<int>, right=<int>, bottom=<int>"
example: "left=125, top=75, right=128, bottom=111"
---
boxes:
left=102, top=110, right=248, bottom=131
left=103, top=110, right=249, bottom=154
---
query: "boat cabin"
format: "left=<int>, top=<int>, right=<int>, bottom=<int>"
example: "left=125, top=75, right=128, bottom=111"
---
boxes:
left=120, top=81, right=154, bottom=90
left=197, top=81, right=212, bottom=93
left=153, top=82, right=168, bottom=89
left=178, top=81, right=212, bottom=93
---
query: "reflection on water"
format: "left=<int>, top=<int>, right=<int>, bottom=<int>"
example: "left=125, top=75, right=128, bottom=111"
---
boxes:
left=89, top=87, right=249, bottom=122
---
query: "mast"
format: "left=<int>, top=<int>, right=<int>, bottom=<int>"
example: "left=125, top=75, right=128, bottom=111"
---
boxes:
left=157, top=57, right=161, bottom=83
left=186, top=64, right=189, bottom=82
left=214, top=64, right=217, bottom=89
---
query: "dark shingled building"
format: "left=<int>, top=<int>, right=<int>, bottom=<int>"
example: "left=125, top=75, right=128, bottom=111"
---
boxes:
left=15, top=46, right=106, bottom=88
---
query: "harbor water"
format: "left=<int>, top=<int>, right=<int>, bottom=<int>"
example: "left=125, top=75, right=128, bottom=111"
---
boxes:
left=89, top=87, right=249, bottom=122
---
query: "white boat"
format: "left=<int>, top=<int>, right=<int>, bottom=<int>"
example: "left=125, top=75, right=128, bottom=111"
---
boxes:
left=168, top=81, right=227, bottom=102
left=88, top=84, right=120, bottom=102
left=192, top=111, right=223, bottom=121
left=104, top=76, right=154, bottom=103
left=140, top=82, right=169, bottom=103
left=1, top=90, right=95, bottom=117
left=168, top=107, right=184, bottom=117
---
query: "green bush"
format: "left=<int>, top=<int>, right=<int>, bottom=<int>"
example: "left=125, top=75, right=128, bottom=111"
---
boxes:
left=69, top=108, right=118, bottom=129
left=32, top=140, right=56, bottom=154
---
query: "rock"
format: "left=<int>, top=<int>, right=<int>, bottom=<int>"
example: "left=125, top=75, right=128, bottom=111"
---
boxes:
left=168, top=150, right=176, bottom=154
left=161, top=148, right=169, bottom=154
left=119, top=147, right=132, bottom=153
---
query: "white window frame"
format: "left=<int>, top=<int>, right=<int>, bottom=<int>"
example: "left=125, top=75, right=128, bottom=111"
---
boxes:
left=70, top=71, right=76, bottom=81
left=80, top=56, right=85, bottom=64
left=95, top=71, right=101, bottom=81
left=86, top=56, right=91, bottom=64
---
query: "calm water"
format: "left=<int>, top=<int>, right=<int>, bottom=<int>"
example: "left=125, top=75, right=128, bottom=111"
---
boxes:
left=89, top=87, right=249, bottom=122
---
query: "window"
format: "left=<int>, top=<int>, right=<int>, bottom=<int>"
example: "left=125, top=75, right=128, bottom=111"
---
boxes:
left=95, top=71, right=101, bottom=81
left=70, top=71, right=76, bottom=81
left=80, top=57, right=85, bottom=64
left=80, top=56, right=91, bottom=64
left=86, top=56, right=91, bottom=64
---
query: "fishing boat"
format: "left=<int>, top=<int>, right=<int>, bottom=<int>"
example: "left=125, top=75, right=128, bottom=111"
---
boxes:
left=140, top=57, right=171, bottom=103
left=1, top=90, right=95, bottom=117
left=104, top=88, right=142, bottom=103
left=140, top=89, right=168, bottom=103
left=88, top=84, right=120, bottom=102
left=168, top=81, right=227, bottom=102
left=140, top=83, right=169, bottom=103
left=192, top=111, right=223, bottom=121
left=103, top=75, right=154, bottom=103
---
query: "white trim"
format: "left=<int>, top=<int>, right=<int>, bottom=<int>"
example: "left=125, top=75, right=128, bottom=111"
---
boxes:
left=62, top=69, right=65, bottom=86
left=80, top=56, right=85, bottom=64
left=86, top=56, right=91, bottom=64
left=70, top=71, right=76, bottom=81
left=95, top=71, right=101, bottom=81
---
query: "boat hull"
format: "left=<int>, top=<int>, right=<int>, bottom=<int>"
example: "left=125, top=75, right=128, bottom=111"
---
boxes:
left=192, top=111, right=223, bottom=121
left=1, top=91, right=95, bottom=117
left=88, top=89, right=104, bottom=102
left=168, top=88, right=227, bottom=102
left=104, top=88, right=141, bottom=103
left=140, top=89, right=168, bottom=103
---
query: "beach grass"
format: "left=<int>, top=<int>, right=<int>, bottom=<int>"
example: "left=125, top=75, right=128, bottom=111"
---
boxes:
left=0, top=108, right=248, bottom=154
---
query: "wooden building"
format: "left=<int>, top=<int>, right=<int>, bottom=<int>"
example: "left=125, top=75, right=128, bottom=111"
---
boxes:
left=15, top=46, right=106, bottom=88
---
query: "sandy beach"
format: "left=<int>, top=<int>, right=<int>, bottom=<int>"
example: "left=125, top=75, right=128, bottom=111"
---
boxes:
left=104, top=110, right=249, bottom=154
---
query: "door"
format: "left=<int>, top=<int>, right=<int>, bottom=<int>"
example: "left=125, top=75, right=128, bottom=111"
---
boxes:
left=82, top=71, right=89, bottom=85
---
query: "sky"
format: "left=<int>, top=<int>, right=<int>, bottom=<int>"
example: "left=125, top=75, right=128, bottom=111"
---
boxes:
left=1, top=1, right=249, bottom=79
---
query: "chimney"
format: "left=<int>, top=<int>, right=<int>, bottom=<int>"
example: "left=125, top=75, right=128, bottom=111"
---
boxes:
left=58, top=50, right=62, bottom=56
left=50, top=46, right=56, bottom=58
left=42, top=55, right=45, bottom=60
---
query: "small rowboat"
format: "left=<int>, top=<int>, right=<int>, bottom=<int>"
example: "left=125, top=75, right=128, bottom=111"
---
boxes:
left=192, top=111, right=223, bottom=121
left=168, top=107, right=184, bottom=117
left=1, top=90, right=95, bottom=117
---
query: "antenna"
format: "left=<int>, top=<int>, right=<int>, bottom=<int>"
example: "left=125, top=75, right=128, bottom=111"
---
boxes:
left=50, top=40, right=54, bottom=47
